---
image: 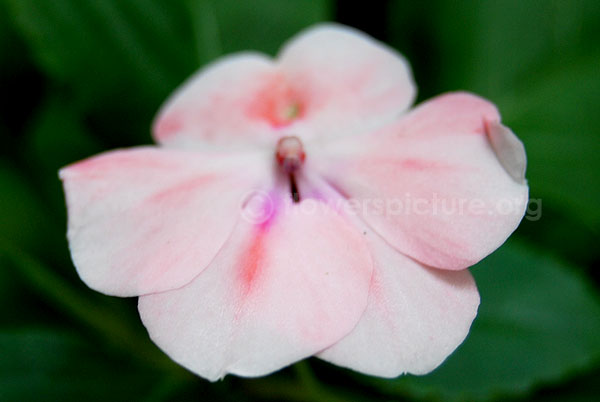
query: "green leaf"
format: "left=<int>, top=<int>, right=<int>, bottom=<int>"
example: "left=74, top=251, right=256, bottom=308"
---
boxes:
left=0, top=162, right=66, bottom=325
left=0, top=162, right=60, bottom=254
left=4, top=0, right=196, bottom=113
left=0, top=328, right=161, bottom=402
left=371, top=241, right=600, bottom=401
left=189, top=0, right=333, bottom=58
left=422, top=0, right=600, bottom=98
left=25, top=98, right=104, bottom=217
left=0, top=245, right=175, bottom=370
left=525, top=368, right=600, bottom=402
left=0, top=0, right=27, bottom=75
left=497, top=53, right=600, bottom=227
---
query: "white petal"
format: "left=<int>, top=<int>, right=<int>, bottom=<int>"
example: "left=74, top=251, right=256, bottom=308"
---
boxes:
left=318, top=233, right=479, bottom=377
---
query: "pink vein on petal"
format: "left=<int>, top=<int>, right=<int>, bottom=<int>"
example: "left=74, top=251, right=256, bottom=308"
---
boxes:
left=70, top=151, right=177, bottom=175
left=238, top=226, right=267, bottom=295
left=398, top=158, right=451, bottom=171
left=148, top=175, right=216, bottom=204
left=154, top=113, right=184, bottom=140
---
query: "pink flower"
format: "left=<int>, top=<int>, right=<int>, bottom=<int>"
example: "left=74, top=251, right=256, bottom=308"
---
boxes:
left=60, top=24, right=528, bottom=381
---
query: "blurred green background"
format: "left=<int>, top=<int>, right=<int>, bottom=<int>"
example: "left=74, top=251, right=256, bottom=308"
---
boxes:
left=1, top=0, right=599, bottom=401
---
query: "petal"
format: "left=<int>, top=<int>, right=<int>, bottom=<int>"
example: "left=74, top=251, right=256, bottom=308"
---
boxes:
left=153, top=53, right=289, bottom=148
left=486, top=119, right=527, bottom=184
left=138, top=197, right=373, bottom=381
left=318, top=232, right=479, bottom=377
left=278, top=23, right=416, bottom=140
left=153, top=24, right=416, bottom=148
left=314, top=92, right=529, bottom=270
left=60, top=147, right=265, bottom=297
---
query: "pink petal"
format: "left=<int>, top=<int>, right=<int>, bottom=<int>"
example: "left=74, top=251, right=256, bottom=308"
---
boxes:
left=153, top=24, right=416, bottom=148
left=318, top=232, right=479, bottom=377
left=153, top=53, right=288, bottom=147
left=278, top=24, right=416, bottom=140
left=314, top=92, right=528, bottom=270
left=138, top=198, right=373, bottom=381
left=59, top=147, right=265, bottom=296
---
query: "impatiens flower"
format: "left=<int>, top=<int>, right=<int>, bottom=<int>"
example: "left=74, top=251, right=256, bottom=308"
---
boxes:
left=60, top=24, right=528, bottom=381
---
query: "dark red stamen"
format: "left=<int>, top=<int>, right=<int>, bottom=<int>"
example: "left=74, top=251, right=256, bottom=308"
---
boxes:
left=276, top=136, right=305, bottom=202
left=289, top=173, right=300, bottom=203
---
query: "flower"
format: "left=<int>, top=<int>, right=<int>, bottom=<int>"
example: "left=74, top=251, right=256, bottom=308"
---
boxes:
left=60, top=24, right=528, bottom=381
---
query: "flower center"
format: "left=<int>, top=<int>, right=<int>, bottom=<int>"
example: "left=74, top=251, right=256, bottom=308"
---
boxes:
left=275, top=136, right=305, bottom=203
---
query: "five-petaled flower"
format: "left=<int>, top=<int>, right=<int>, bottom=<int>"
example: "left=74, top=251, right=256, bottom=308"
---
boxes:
left=60, top=24, right=528, bottom=381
